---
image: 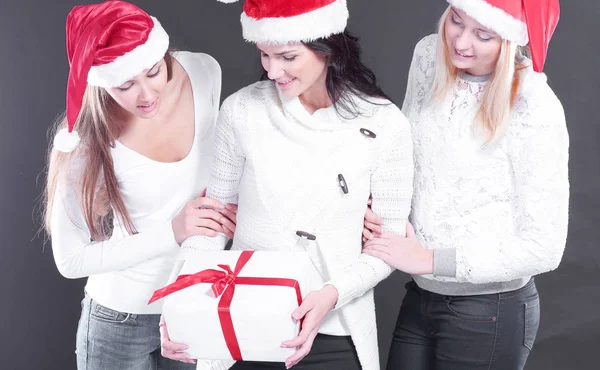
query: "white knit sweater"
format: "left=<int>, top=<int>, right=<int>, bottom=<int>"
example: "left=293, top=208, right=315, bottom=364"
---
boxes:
left=406, top=35, right=570, bottom=295
left=179, top=82, right=414, bottom=370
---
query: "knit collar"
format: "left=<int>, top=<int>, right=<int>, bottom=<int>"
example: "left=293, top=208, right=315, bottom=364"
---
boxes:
left=276, top=85, right=358, bottom=132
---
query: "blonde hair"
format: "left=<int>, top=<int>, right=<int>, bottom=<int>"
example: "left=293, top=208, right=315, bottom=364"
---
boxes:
left=44, top=84, right=135, bottom=241
left=431, top=6, right=527, bottom=143
left=43, top=53, right=174, bottom=241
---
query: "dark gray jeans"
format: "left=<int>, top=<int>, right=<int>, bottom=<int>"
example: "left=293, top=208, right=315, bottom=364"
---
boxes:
left=386, top=278, right=540, bottom=370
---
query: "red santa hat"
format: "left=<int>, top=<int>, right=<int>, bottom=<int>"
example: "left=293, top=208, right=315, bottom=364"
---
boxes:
left=55, top=0, right=169, bottom=153
left=217, top=0, right=349, bottom=44
left=447, top=0, right=560, bottom=72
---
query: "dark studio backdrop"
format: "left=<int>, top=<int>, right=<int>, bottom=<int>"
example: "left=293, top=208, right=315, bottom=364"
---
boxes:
left=0, top=0, right=598, bottom=369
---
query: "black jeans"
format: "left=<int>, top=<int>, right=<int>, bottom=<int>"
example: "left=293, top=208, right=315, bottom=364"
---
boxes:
left=230, top=334, right=361, bottom=370
left=386, top=278, right=540, bottom=370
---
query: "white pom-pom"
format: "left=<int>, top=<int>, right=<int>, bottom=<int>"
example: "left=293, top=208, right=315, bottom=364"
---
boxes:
left=217, top=0, right=240, bottom=3
left=53, top=128, right=81, bottom=153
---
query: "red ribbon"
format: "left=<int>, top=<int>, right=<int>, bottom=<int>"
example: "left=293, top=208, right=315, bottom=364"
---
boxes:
left=148, top=250, right=303, bottom=361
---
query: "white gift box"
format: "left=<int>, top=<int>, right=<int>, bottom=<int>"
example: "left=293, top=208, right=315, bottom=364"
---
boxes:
left=157, top=250, right=321, bottom=362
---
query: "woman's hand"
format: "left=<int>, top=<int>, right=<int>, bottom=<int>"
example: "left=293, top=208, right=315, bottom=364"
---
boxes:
left=220, top=203, right=238, bottom=239
left=172, top=189, right=238, bottom=243
left=280, top=285, right=339, bottom=368
left=362, top=200, right=384, bottom=243
left=159, top=316, right=196, bottom=364
left=363, top=223, right=434, bottom=275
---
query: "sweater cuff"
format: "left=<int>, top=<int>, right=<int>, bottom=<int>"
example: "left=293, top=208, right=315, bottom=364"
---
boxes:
left=323, top=277, right=358, bottom=310
left=433, top=248, right=457, bottom=277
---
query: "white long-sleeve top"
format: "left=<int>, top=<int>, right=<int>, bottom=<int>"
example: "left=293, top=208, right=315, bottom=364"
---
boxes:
left=179, top=81, right=413, bottom=370
left=405, top=34, right=570, bottom=295
left=50, top=52, right=221, bottom=314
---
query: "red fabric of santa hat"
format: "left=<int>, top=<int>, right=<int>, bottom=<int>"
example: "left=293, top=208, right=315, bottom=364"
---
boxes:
left=447, top=0, right=560, bottom=73
left=218, top=0, right=349, bottom=44
left=55, top=0, right=169, bottom=153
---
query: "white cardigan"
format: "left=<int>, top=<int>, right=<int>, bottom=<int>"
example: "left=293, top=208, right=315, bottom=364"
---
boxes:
left=180, top=81, right=414, bottom=370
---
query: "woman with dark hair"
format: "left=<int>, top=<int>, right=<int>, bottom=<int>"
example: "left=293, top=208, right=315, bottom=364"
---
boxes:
left=160, top=1, right=413, bottom=370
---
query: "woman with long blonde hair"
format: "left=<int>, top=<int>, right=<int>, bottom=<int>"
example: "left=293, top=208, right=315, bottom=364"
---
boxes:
left=362, top=0, right=568, bottom=369
left=44, top=1, right=236, bottom=368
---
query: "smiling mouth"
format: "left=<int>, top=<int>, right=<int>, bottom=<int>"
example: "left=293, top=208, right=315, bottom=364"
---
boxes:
left=137, top=99, right=158, bottom=113
left=277, top=78, right=296, bottom=85
left=455, top=49, right=473, bottom=58
left=138, top=99, right=156, bottom=108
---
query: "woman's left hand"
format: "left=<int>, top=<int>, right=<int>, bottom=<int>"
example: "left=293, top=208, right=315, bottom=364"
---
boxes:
left=220, top=203, right=238, bottom=239
left=280, top=285, right=339, bottom=368
left=363, top=223, right=434, bottom=275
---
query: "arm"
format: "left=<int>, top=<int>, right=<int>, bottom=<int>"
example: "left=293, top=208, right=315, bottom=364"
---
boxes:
left=401, top=34, right=436, bottom=116
left=401, top=41, right=418, bottom=114
left=434, top=94, right=570, bottom=283
left=161, top=96, right=245, bottom=369
left=199, top=53, right=223, bottom=138
left=177, top=96, right=246, bottom=257
left=50, top=182, right=178, bottom=279
left=327, top=108, right=414, bottom=309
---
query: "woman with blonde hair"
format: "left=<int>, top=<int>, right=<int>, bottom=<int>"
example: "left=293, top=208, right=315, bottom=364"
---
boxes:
left=362, top=0, right=569, bottom=369
left=44, top=1, right=236, bottom=368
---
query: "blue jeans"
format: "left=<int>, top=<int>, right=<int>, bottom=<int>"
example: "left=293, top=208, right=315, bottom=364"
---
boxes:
left=386, top=278, right=540, bottom=370
left=76, top=294, right=195, bottom=370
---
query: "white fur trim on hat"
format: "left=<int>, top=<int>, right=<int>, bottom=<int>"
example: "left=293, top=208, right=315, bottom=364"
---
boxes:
left=54, top=128, right=81, bottom=153
left=447, top=0, right=529, bottom=45
left=240, top=0, right=349, bottom=44
left=87, top=17, right=170, bottom=88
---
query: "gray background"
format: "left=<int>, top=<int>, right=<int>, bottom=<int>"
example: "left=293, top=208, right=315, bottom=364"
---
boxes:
left=1, top=0, right=599, bottom=369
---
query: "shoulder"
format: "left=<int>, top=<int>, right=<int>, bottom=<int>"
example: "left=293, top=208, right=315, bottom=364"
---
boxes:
left=172, top=51, right=221, bottom=88
left=220, top=80, right=276, bottom=113
left=512, top=64, right=565, bottom=130
left=361, top=97, right=409, bottom=125
left=412, top=34, right=438, bottom=63
left=356, top=98, right=411, bottom=141
left=172, top=51, right=220, bottom=74
left=415, top=34, right=437, bottom=54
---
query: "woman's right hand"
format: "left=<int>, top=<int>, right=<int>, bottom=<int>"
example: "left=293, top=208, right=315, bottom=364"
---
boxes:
left=362, top=197, right=384, bottom=243
left=159, top=316, right=196, bottom=364
left=172, top=189, right=230, bottom=244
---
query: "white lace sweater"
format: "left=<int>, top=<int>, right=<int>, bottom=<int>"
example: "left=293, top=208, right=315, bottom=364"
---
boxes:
left=179, top=82, right=414, bottom=370
left=407, top=35, right=570, bottom=295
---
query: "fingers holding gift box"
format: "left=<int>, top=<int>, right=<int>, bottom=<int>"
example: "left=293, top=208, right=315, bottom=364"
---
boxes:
left=281, top=285, right=339, bottom=369
left=150, top=250, right=323, bottom=362
left=159, top=316, right=196, bottom=364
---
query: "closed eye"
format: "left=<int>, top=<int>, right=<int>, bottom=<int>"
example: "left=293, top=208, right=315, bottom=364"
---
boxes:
left=476, top=32, right=493, bottom=41
left=450, top=13, right=463, bottom=26
left=117, top=82, right=133, bottom=91
left=148, top=67, right=161, bottom=78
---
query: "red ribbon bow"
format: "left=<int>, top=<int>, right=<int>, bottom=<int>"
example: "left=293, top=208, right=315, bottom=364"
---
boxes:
left=148, top=250, right=303, bottom=360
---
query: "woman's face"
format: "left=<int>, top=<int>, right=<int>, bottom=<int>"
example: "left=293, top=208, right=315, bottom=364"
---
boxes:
left=444, top=7, right=503, bottom=76
left=257, top=42, right=328, bottom=98
left=105, top=58, right=169, bottom=119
